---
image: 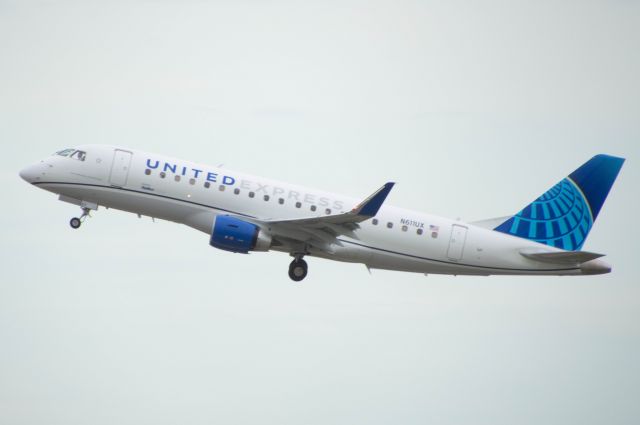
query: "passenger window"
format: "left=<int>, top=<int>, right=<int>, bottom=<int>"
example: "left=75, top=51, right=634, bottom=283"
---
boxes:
left=145, top=169, right=151, bottom=175
left=219, top=185, right=225, bottom=191
left=387, top=222, right=393, bottom=229
left=401, top=225, right=408, bottom=232
left=174, top=175, right=181, bottom=182
left=263, top=195, right=270, bottom=201
left=372, top=218, right=378, bottom=225
left=295, top=202, right=302, bottom=208
left=249, top=192, right=255, bottom=198
left=160, top=172, right=166, bottom=179
left=204, top=182, right=211, bottom=188
left=417, top=228, right=423, bottom=235
left=325, top=208, right=331, bottom=215
left=234, top=188, right=240, bottom=195
left=278, top=198, right=284, bottom=205
left=189, top=178, right=196, bottom=185
left=310, top=205, right=317, bottom=212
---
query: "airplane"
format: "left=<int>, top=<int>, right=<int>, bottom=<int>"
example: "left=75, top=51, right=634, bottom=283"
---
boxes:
left=19, top=145, right=624, bottom=281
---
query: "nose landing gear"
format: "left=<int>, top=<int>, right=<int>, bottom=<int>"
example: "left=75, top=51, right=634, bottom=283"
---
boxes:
left=288, top=256, right=308, bottom=282
left=69, top=207, right=91, bottom=229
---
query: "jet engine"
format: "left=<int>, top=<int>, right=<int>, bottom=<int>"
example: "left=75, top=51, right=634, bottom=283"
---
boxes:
left=209, top=215, right=271, bottom=253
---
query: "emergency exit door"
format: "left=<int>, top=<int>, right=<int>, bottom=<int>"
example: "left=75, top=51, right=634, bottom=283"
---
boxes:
left=109, top=149, right=132, bottom=187
left=446, top=224, right=468, bottom=261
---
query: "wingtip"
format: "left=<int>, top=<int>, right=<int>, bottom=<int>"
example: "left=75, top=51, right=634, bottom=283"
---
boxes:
left=354, top=182, right=396, bottom=217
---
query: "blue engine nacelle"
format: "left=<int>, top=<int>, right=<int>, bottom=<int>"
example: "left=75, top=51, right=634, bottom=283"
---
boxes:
left=209, top=215, right=272, bottom=253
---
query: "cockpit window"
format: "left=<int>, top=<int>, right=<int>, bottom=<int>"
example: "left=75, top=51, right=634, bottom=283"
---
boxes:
left=70, top=150, right=86, bottom=161
left=55, top=148, right=75, bottom=157
left=54, top=149, right=86, bottom=161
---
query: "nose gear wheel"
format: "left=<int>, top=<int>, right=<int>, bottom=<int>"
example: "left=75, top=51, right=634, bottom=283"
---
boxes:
left=69, top=207, right=91, bottom=229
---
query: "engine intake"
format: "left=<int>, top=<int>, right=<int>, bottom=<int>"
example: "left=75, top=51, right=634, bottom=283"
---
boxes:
left=209, top=215, right=271, bottom=253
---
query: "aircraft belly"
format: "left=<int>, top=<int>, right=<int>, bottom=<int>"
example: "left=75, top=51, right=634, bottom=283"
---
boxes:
left=51, top=183, right=210, bottom=231
left=365, top=249, right=488, bottom=275
left=312, top=243, right=373, bottom=264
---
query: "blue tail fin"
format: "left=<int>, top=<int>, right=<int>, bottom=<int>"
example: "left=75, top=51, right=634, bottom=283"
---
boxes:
left=494, top=154, right=625, bottom=251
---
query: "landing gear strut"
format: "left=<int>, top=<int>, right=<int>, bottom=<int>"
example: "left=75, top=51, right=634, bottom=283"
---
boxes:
left=69, top=207, right=91, bottom=229
left=288, top=257, right=308, bottom=282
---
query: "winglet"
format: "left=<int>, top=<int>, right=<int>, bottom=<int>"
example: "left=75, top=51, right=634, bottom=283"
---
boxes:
left=351, top=182, right=395, bottom=217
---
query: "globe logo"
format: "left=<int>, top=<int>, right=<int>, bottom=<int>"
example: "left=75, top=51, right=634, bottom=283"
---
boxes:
left=498, top=178, right=593, bottom=250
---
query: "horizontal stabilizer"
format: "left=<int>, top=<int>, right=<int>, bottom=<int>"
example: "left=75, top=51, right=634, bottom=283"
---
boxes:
left=520, top=248, right=605, bottom=264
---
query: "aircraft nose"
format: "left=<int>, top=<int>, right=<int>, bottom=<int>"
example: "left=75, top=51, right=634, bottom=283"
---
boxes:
left=19, top=162, right=47, bottom=183
left=19, top=165, right=35, bottom=183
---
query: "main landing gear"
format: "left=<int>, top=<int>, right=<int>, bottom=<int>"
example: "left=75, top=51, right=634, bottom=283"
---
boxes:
left=288, top=256, right=308, bottom=282
left=69, top=207, right=91, bottom=229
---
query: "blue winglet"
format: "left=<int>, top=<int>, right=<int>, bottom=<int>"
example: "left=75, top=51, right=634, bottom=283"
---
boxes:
left=352, top=182, right=395, bottom=217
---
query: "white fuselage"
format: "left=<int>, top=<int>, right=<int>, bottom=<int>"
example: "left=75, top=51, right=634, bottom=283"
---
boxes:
left=20, top=145, right=609, bottom=277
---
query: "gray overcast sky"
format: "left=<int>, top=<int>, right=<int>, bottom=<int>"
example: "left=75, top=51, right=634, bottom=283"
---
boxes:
left=1, top=1, right=639, bottom=424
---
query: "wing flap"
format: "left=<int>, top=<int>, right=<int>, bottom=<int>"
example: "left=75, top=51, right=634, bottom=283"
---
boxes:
left=260, top=182, right=395, bottom=254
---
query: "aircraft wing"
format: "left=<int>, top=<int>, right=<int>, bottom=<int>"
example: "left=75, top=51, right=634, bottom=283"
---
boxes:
left=259, top=182, right=395, bottom=253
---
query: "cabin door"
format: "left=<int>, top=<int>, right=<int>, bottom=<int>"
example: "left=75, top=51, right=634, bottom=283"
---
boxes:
left=109, top=149, right=133, bottom=187
left=447, top=224, right=468, bottom=261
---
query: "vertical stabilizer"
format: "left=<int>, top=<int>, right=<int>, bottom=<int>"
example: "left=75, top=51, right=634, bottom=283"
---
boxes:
left=494, top=154, right=625, bottom=250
